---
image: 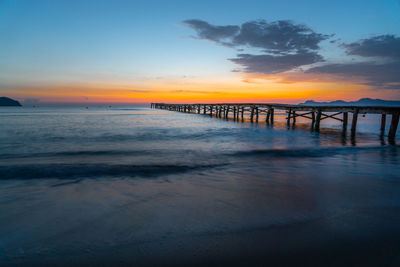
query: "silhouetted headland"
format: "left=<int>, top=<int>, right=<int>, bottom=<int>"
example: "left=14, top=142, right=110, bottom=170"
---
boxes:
left=300, top=98, right=400, bottom=107
left=0, top=97, right=21, bottom=106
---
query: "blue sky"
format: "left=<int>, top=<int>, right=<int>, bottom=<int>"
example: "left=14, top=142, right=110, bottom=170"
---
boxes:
left=1, top=0, right=400, bottom=103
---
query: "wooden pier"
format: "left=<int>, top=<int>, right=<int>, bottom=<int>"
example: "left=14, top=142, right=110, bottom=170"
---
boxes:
left=151, top=103, right=400, bottom=142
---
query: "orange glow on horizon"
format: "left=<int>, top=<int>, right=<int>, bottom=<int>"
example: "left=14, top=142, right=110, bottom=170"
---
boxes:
left=4, top=72, right=399, bottom=104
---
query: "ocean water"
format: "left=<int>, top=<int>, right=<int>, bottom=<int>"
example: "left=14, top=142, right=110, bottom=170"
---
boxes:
left=0, top=106, right=400, bottom=266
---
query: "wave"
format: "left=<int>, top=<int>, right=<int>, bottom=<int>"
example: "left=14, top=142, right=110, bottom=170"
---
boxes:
left=0, top=148, right=211, bottom=159
left=231, top=145, right=398, bottom=158
left=0, top=163, right=226, bottom=180
left=0, top=150, right=152, bottom=159
left=14, top=128, right=241, bottom=143
left=1, top=144, right=397, bottom=162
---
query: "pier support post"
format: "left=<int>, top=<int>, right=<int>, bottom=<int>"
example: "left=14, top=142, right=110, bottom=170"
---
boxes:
left=311, top=111, right=315, bottom=128
left=388, top=113, right=399, bottom=142
left=255, top=107, right=259, bottom=122
left=270, top=108, right=274, bottom=124
left=315, top=109, right=322, bottom=132
left=250, top=107, right=254, bottom=122
left=266, top=109, right=271, bottom=124
left=287, top=109, right=292, bottom=126
left=210, top=105, right=213, bottom=116
left=292, top=111, right=296, bottom=126
left=225, top=105, right=230, bottom=118
left=351, top=108, right=359, bottom=138
left=233, top=106, right=236, bottom=120
left=342, top=112, right=348, bottom=133
left=380, top=113, right=386, bottom=136
left=241, top=107, right=244, bottom=120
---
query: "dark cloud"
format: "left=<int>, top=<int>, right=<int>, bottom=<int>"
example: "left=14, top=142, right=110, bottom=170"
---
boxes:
left=308, top=35, right=400, bottom=90
left=182, top=19, right=239, bottom=46
left=184, top=19, right=400, bottom=90
left=183, top=19, right=329, bottom=54
left=232, top=20, right=330, bottom=54
left=183, top=19, right=328, bottom=74
left=342, top=35, right=400, bottom=58
left=308, top=61, right=400, bottom=90
left=230, top=52, right=323, bottom=74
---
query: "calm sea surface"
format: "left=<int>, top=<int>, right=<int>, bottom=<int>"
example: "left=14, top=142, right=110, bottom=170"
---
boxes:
left=1, top=106, right=400, bottom=265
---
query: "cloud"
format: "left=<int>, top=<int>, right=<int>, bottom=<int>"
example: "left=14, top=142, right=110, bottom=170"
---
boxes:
left=230, top=51, right=323, bottom=74
left=308, top=61, right=400, bottom=89
left=183, top=19, right=329, bottom=54
left=131, top=89, right=152, bottom=93
left=182, top=19, right=239, bottom=47
left=308, top=35, right=400, bottom=90
left=342, top=35, right=400, bottom=58
left=232, top=20, right=330, bottom=54
left=184, top=19, right=400, bottom=90
left=130, top=89, right=221, bottom=94
left=170, top=89, right=221, bottom=94
left=183, top=19, right=328, bottom=74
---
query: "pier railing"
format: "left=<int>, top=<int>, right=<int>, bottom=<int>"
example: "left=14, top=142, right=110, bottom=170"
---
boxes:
left=151, top=103, right=400, bottom=141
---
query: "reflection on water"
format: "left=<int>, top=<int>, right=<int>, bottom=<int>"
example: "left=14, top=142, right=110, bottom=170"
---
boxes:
left=0, top=106, right=399, bottom=265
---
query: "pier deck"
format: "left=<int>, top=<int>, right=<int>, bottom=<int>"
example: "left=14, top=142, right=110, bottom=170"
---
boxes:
left=151, top=103, right=400, bottom=142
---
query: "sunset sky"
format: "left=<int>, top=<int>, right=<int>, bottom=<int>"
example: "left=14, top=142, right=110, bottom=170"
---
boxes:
left=1, top=0, right=400, bottom=105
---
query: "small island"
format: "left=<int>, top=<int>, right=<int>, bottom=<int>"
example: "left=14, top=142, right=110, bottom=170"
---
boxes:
left=0, top=97, right=22, bottom=106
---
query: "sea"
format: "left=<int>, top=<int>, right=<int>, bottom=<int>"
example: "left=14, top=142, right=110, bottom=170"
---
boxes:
left=0, top=106, right=400, bottom=266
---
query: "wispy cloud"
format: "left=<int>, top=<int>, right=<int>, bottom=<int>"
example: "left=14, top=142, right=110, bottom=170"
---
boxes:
left=182, top=19, right=240, bottom=47
left=131, top=89, right=152, bottom=93
left=170, top=89, right=222, bottom=94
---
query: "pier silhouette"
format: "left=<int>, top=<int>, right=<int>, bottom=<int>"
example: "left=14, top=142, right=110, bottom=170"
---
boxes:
left=151, top=103, right=400, bottom=142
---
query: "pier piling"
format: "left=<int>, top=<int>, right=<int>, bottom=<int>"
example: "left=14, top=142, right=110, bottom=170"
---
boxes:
left=152, top=103, right=399, bottom=142
left=342, top=112, right=348, bottom=133
left=351, top=108, right=359, bottom=138
left=250, top=107, right=254, bottom=122
left=389, top=113, right=399, bottom=141
left=380, top=114, right=386, bottom=136
left=315, top=109, right=322, bottom=132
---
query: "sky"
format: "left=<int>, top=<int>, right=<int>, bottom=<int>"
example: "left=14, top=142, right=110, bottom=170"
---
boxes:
left=1, top=0, right=400, bottom=105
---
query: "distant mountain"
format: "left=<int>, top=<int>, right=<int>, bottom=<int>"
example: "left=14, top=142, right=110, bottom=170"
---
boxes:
left=300, top=98, right=400, bottom=107
left=0, top=97, right=22, bottom=106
